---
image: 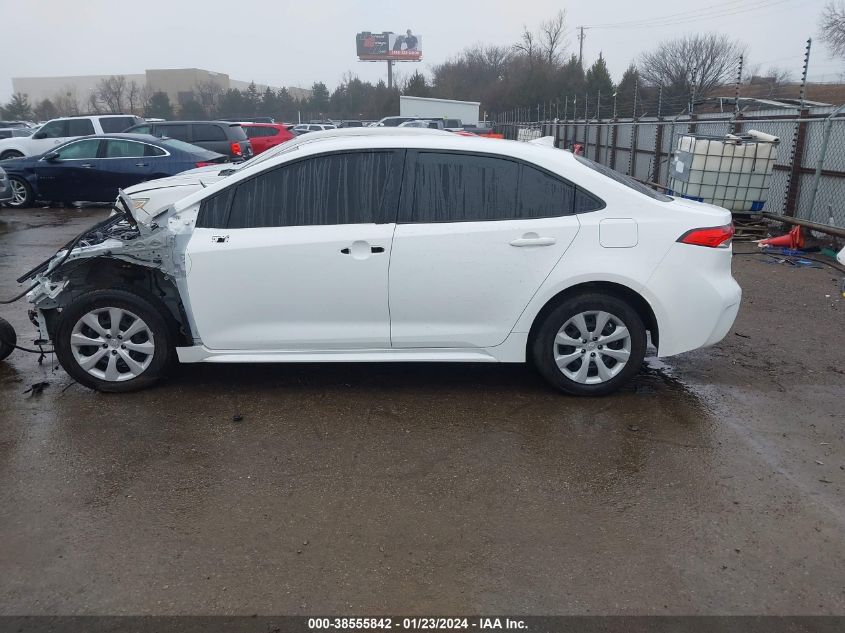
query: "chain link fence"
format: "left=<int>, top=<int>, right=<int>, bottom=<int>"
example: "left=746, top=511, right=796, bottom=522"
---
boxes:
left=494, top=108, right=845, bottom=229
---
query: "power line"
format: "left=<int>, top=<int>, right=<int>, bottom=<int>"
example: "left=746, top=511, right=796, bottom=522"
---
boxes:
left=584, top=0, right=793, bottom=30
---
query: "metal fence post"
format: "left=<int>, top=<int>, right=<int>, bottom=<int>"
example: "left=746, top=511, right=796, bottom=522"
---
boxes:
left=806, top=103, right=845, bottom=221
left=784, top=108, right=810, bottom=216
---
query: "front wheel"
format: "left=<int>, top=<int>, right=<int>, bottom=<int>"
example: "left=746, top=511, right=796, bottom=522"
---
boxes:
left=531, top=293, right=646, bottom=396
left=0, top=150, right=23, bottom=161
left=55, top=289, right=175, bottom=392
left=7, top=176, right=33, bottom=208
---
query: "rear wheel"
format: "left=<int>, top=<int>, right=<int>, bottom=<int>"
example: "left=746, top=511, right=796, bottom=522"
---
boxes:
left=0, top=317, right=15, bottom=361
left=531, top=293, right=646, bottom=396
left=55, top=289, right=174, bottom=393
left=7, top=176, right=33, bottom=208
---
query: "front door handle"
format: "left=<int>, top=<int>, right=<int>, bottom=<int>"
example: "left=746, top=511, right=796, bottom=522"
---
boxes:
left=80, top=163, right=94, bottom=169
left=135, top=162, right=149, bottom=167
left=510, top=234, right=556, bottom=247
left=340, top=241, right=385, bottom=259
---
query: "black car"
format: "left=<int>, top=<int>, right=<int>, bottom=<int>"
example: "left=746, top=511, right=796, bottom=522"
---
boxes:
left=0, top=133, right=227, bottom=208
left=126, top=120, right=253, bottom=162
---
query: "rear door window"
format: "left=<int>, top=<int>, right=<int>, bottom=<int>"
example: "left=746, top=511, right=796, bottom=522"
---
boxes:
left=67, top=118, right=95, bottom=136
left=103, top=139, right=146, bottom=158
left=404, top=152, right=518, bottom=223
left=157, top=124, right=189, bottom=141
left=99, top=117, right=136, bottom=133
left=192, top=124, right=226, bottom=142
left=130, top=124, right=152, bottom=134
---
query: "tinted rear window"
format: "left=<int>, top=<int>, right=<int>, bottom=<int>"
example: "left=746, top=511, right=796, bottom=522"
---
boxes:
left=99, top=117, right=136, bottom=133
left=157, top=124, right=189, bottom=141
left=228, top=125, right=248, bottom=141
left=193, top=123, right=227, bottom=142
left=574, top=154, right=671, bottom=201
left=67, top=118, right=95, bottom=136
left=159, top=138, right=216, bottom=157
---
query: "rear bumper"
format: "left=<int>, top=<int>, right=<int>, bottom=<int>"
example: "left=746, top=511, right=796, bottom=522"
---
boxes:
left=644, top=243, right=741, bottom=357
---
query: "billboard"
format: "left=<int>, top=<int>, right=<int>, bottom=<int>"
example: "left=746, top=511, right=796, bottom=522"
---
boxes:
left=356, top=31, right=422, bottom=61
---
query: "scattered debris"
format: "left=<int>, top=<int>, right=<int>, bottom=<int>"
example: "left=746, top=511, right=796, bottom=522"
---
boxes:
left=734, top=332, right=751, bottom=339
left=23, top=381, right=49, bottom=396
left=627, top=425, right=640, bottom=432
left=819, top=479, right=833, bottom=484
left=232, top=414, right=243, bottom=423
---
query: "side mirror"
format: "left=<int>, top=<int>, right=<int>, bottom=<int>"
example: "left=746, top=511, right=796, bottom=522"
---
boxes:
left=32, top=131, right=46, bottom=140
left=43, top=152, right=59, bottom=161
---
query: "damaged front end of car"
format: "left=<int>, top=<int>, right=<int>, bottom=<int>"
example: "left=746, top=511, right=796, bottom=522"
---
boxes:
left=19, top=190, right=198, bottom=349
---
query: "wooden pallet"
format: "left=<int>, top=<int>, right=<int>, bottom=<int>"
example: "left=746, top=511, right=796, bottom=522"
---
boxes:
left=732, top=214, right=769, bottom=242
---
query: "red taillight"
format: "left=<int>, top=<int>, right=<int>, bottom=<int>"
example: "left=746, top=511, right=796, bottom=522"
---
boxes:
left=677, top=224, right=734, bottom=248
left=231, top=142, right=242, bottom=157
left=195, top=161, right=215, bottom=167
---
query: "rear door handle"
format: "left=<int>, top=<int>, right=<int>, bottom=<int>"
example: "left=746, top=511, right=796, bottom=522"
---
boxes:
left=80, top=163, right=94, bottom=169
left=135, top=162, right=149, bottom=167
left=341, top=246, right=385, bottom=254
left=510, top=235, right=556, bottom=247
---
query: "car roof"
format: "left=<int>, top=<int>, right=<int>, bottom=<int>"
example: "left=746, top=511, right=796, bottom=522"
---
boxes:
left=146, top=120, right=240, bottom=126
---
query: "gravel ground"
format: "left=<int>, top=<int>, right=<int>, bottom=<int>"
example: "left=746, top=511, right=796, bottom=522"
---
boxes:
left=0, top=206, right=842, bottom=615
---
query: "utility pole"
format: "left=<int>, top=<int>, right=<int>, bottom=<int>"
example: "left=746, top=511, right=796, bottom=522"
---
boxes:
left=578, top=27, right=586, bottom=67
left=387, top=59, right=394, bottom=90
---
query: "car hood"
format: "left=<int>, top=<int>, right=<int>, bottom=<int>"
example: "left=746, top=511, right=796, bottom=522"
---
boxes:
left=123, top=169, right=232, bottom=226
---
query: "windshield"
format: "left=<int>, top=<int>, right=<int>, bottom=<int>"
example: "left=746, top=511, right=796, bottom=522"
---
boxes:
left=574, top=154, right=672, bottom=202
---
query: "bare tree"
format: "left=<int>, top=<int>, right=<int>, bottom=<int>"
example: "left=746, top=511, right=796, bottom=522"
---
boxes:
left=540, top=10, right=568, bottom=65
left=95, top=75, right=128, bottom=113
left=639, top=33, right=746, bottom=105
left=195, top=79, right=224, bottom=110
left=126, top=80, right=143, bottom=115
left=514, top=11, right=568, bottom=66
left=53, top=87, right=80, bottom=116
left=820, top=1, right=845, bottom=57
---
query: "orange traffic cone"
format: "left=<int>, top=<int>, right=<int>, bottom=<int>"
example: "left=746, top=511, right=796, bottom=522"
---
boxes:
left=759, top=225, right=804, bottom=249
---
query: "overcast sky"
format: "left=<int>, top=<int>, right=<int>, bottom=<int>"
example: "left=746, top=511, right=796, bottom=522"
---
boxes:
left=0, top=0, right=840, bottom=103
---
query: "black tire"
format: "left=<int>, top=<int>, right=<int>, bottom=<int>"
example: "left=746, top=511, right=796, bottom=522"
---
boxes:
left=0, top=316, right=16, bottom=361
left=54, top=288, right=175, bottom=393
left=531, top=292, right=646, bottom=396
left=6, top=176, right=33, bottom=208
left=0, top=150, right=23, bottom=161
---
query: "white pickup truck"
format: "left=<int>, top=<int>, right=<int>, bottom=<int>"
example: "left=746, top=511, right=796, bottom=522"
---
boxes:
left=0, top=114, right=142, bottom=160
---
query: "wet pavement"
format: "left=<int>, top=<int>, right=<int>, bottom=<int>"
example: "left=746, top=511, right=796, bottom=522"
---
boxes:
left=0, top=207, right=843, bottom=615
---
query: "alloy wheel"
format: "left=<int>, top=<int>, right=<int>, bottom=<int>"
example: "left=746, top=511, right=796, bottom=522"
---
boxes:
left=70, top=307, right=155, bottom=382
left=9, top=179, right=28, bottom=206
left=553, top=310, right=632, bottom=385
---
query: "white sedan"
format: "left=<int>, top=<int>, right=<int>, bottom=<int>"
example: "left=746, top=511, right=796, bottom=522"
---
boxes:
left=20, top=128, right=741, bottom=395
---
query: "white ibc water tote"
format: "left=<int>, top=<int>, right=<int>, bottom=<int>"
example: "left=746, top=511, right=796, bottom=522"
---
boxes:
left=668, top=130, right=780, bottom=213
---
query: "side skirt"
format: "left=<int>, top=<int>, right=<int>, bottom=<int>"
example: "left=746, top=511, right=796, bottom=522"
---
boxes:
left=176, top=333, right=529, bottom=364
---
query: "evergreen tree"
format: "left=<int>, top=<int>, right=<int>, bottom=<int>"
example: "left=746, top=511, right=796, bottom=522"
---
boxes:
left=2, top=93, right=34, bottom=120
left=308, top=82, right=330, bottom=117
left=34, top=98, right=58, bottom=122
left=402, top=71, right=431, bottom=97
left=585, top=53, right=615, bottom=118
left=615, top=64, right=641, bottom=118
left=180, top=98, right=207, bottom=119
left=145, top=91, right=173, bottom=119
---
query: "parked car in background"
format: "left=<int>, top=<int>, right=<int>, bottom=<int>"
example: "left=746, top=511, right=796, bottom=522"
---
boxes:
left=0, top=166, right=10, bottom=204
left=0, top=115, right=143, bottom=160
left=125, top=121, right=253, bottom=162
left=291, top=123, right=337, bottom=134
left=0, top=134, right=226, bottom=208
left=339, top=120, right=364, bottom=128
left=21, top=128, right=740, bottom=395
left=240, top=123, right=295, bottom=155
left=221, top=116, right=274, bottom=124
left=399, top=119, right=444, bottom=129
left=0, top=121, right=35, bottom=129
left=0, top=128, right=35, bottom=140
